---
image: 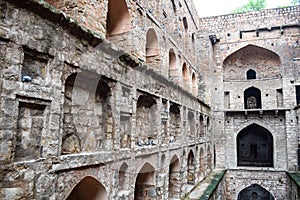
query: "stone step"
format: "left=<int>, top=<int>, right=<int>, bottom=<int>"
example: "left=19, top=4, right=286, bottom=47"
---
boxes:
left=184, top=170, right=225, bottom=200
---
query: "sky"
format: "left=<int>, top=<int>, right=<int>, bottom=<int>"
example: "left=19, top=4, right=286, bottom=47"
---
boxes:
left=193, top=0, right=293, bottom=17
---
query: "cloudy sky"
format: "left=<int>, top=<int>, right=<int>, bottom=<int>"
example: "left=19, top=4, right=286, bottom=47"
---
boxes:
left=192, top=0, right=292, bottom=17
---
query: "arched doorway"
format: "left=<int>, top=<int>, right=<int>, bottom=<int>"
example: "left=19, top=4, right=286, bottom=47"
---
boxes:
left=146, top=28, right=160, bottom=69
left=169, top=155, right=180, bottom=198
left=182, top=63, right=189, bottom=90
left=169, top=49, right=177, bottom=81
left=199, top=147, right=204, bottom=176
left=192, top=73, right=198, bottom=96
left=66, top=176, right=107, bottom=200
left=207, top=145, right=212, bottom=171
left=187, top=150, right=195, bottom=184
left=237, top=124, right=273, bottom=167
left=119, top=162, right=129, bottom=191
left=238, top=184, right=274, bottom=200
left=134, top=163, right=156, bottom=200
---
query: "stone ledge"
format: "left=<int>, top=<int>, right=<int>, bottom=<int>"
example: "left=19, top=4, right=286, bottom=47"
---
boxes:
left=184, top=170, right=226, bottom=200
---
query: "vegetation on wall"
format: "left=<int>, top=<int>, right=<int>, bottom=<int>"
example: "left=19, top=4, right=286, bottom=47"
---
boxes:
left=232, top=0, right=299, bottom=14
left=232, top=0, right=266, bottom=13
left=291, top=0, right=300, bottom=5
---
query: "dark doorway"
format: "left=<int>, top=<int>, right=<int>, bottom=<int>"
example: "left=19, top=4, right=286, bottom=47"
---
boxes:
left=296, top=86, right=300, bottom=105
left=238, top=184, right=274, bottom=200
left=237, top=124, right=273, bottom=167
left=247, top=69, right=257, bottom=80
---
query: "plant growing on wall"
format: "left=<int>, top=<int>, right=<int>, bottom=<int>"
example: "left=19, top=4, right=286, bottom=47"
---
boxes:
left=232, top=0, right=266, bottom=13
left=291, top=0, right=300, bottom=5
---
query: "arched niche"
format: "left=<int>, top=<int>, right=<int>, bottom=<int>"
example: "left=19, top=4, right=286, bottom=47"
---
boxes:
left=223, top=45, right=281, bottom=81
left=66, top=176, right=107, bottom=200
left=192, top=72, right=198, bottom=96
left=188, top=111, right=195, bottom=136
left=187, top=150, right=195, bottom=184
left=169, top=155, right=180, bottom=198
left=183, top=17, right=188, bottom=31
left=106, top=0, right=131, bottom=37
left=169, top=49, right=178, bottom=81
left=62, top=72, right=114, bottom=154
left=199, top=147, right=205, bottom=175
left=207, top=145, right=212, bottom=171
left=136, top=94, right=157, bottom=146
left=119, top=162, right=129, bottom=191
left=146, top=28, right=161, bottom=69
left=244, top=87, right=262, bottom=109
left=134, top=162, right=156, bottom=199
left=182, top=63, right=189, bottom=90
left=169, top=103, right=181, bottom=142
left=237, top=124, right=274, bottom=167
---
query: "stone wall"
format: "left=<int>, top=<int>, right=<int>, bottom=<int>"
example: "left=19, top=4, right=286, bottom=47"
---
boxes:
left=225, top=170, right=287, bottom=199
left=195, top=5, right=300, bottom=200
left=197, top=6, right=300, bottom=171
left=0, top=0, right=212, bottom=199
left=1, top=0, right=300, bottom=199
left=287, top=173, right=300, bottom=200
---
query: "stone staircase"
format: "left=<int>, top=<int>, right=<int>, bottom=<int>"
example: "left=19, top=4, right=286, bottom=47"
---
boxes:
left=184, top=170, right=225, bottom=200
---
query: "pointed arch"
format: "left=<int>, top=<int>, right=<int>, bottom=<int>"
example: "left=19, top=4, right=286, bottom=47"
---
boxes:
left=192, top=72, right=198, bottom=96
left=199, top=147, right=205, bottom=175
left=207, top=145, right=212, bottom=171
left=183, top=17, right=188, bottom=31
left=169, top=155, right=180, bottom=198
left=146, top=28, right=160, bottom=69
left=237, top=124, right=274, bottom=167
left=62, top=73, right=81, bottom=154
left=106, top=0, right=131, bottom=37
left=169, top=48, right=178, bottom=81
left=182, top=63, right=189, bottom=90
left=244, top=87, right=262, bottom=109
left=66, top=176, right=107, bottom=200
left=187, top=150, right=195, bottom=184
left=238, top=184, right=274, bottom=200
left=223, top=44, right=281, bottom=80
left=223, top=44, right=281, bottom=66
left=134, top=162, right=156, bottom=200
left=119, top=162, right=129, bottom=190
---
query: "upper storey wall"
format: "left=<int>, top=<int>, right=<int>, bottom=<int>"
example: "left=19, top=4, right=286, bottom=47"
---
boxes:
left=45, top=0, right=202, bottom=96
left=199, top=6, right=300, bottom=34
